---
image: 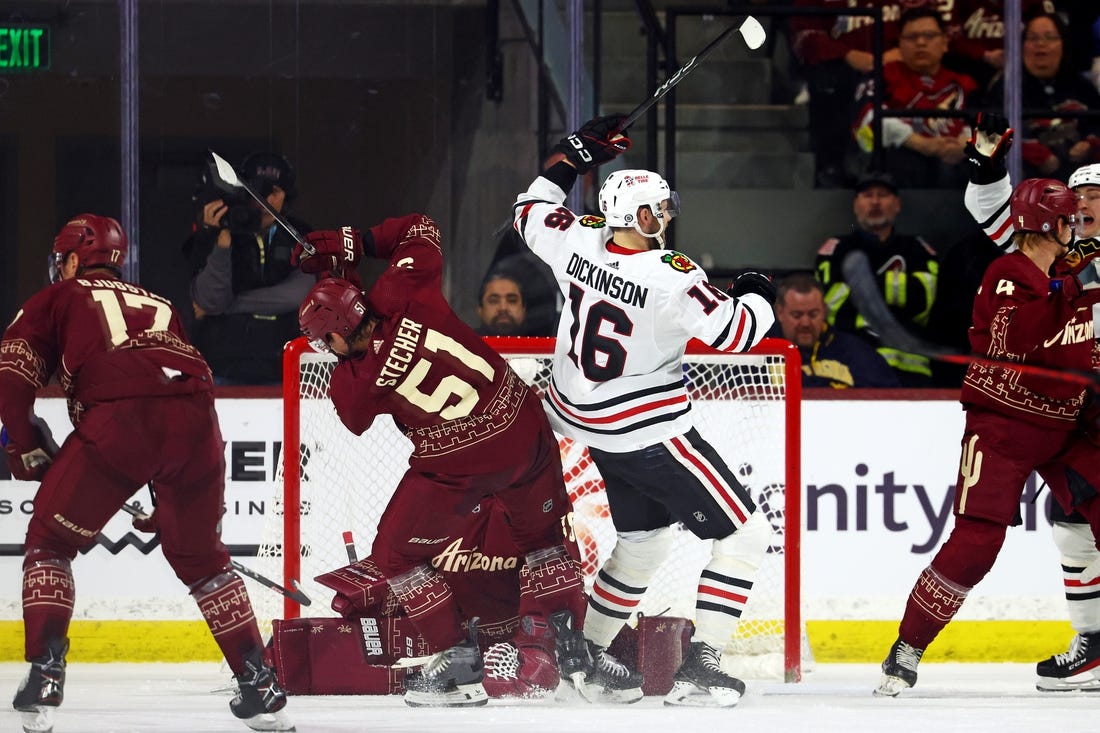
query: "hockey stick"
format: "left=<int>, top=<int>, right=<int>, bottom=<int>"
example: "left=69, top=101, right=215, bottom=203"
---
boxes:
left=342, top=530, right=358, bottom=563
left=840, top=250, right=1100, bottom=391
left=618, top=15, right=765, bottom=131
left=118, top=502, right=313, bottom=606
left=208, top=150, right=315, bottom=255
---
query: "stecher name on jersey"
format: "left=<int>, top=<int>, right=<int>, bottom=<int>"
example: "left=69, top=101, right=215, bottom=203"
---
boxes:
left=565, top=253, right=649, bottom=307
left=376, top=317, right=424, bottom=387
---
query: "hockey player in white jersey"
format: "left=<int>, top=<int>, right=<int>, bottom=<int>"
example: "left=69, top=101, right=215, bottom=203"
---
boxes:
left=513, top=115, right=778, bottom=707
left=962, top=112, right=1100, bottom=692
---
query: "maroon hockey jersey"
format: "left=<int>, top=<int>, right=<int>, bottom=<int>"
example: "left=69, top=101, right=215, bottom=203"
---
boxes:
left=0, top=275, right=211, bottom=449
left=961, top=250, right=1096, bottom=429
left=944, top=0, right=1055, bottom=61
left=328, top=215, right=528, bottom=473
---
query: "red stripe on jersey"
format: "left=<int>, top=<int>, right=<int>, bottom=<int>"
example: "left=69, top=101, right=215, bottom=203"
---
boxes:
left=547, top=383, right=687, bottom=425
left=990, top=215, right=1012, bottom=243
left=669, top=436, right=748, bottom=523
left=724, top=308, right=748, bottom=352
left=698, top=585, right=748, bottom=604
left=514, top=203, right=536, bottom=231
left=593, top=583, right=640, bottom=608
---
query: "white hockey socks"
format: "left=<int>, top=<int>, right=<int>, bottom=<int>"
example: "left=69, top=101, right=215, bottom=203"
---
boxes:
left=585, top=528, right=672, bottom=649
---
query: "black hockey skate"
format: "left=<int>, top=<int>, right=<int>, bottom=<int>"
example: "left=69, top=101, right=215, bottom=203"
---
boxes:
left=12, top=638, right=67, bottom=733
left=549, top=610, right=643, bottom=704
left=874, top=637, right=924, bottom=697
left=230, top=648, right=295, bottom=731
left=1036, top=633, right=1100, bottom=692
left=664, top=641, right=746, bottom=707
left=403, top=619, right=487, bottom=708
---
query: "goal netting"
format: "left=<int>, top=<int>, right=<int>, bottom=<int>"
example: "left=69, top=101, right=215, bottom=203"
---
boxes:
left=256, top=336, right=804, bottom=681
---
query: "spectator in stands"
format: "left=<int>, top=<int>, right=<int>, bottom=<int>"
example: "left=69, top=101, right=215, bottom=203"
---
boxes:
left=986, top=11, right=1100, bottom=182
left=772, top=272, right=899, bottom=388
left=790, top=0, right=905, bottom=187
left=476, top=272, right=528, bottom=337
left=942, top=0, right=1056, bottom=91
left=482, top=229, right=560, bottom=337
left=183, top=152, right=314, bottom=385
left=815, top=171, right=939, bottom=387
left=851, top=7, right=978, bottom=188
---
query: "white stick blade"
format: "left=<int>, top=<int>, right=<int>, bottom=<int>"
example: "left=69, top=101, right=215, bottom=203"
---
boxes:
left=739, top=16, right=766, bottom=50
left=210, top=151, right=241, bottom=187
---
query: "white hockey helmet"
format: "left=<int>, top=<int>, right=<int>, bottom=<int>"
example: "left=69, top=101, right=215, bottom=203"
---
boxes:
left=1069, top=164, right=1100, bottom=190
left=599, top=170, right=680, bottom=226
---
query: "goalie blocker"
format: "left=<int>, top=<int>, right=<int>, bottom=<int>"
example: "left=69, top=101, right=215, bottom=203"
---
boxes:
left=268, top=496, right=693, bottom=698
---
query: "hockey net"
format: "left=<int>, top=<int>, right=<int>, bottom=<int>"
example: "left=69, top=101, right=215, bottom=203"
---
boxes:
left=257, top=336, right=804, bottom=681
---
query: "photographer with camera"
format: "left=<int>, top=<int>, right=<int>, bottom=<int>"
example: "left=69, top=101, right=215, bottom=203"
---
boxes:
left=183, top=151, right=314, bottom=385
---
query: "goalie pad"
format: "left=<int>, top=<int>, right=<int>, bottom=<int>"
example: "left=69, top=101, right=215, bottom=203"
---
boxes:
left=606, top=615, right=694, bottom=696
left=269, top=616, right=428, bottom=695
left=483, top=641, right=559, bottom=699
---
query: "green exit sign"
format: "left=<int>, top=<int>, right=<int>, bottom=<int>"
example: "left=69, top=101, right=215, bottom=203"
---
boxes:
left=0, top=25, right=49, bottom=72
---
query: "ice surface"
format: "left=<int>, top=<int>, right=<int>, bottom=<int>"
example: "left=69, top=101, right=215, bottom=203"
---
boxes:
left=1, top=662, right=1095, bottom=732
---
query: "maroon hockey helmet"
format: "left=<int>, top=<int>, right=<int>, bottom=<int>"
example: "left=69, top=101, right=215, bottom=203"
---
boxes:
left=50, top=214, right=128, bottom=282
left=298, top=277, right=369, bottom=353
left=1010, top=178, right=1078, bottom=235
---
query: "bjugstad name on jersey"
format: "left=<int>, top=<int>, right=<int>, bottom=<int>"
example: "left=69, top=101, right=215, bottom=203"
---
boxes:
left=566, top=253, right=649, bottom=307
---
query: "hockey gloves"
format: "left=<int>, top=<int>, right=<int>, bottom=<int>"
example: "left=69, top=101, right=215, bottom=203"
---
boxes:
left=2, top=415, right=59, bottom=483
left=292, top=227, right=370, bottom=278
left=553, top=115, right=632, bottom=174
left=1053, top=258, right=1100, bottom=300
left=728, top=271, right=777, bottom=306
left=965, top=112, right=1014, bottom=185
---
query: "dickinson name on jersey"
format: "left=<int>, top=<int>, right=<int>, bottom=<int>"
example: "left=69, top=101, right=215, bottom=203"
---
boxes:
left=565, top=253, right=649, bottom=307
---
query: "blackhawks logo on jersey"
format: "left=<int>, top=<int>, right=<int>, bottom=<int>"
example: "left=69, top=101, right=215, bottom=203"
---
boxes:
left=661, top=251, right=695, bottom=273
left=578, top=214, right=606, bottom=229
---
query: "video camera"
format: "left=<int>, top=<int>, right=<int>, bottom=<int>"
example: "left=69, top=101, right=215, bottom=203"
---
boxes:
left=191, top=160, right=262, bottom=233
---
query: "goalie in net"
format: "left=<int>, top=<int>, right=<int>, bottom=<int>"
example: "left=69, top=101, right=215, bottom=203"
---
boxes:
left=292, top=214, right=614, bottom=708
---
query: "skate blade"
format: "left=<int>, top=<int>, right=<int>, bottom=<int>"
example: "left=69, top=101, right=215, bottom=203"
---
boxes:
left=559, top=674, right=642, bottom=705
left=664, top=680, right=742, bottom=708
left=404, top=683, right=489, bottom=708
left=873, top=674, right=913, bottom=697
left=241, top=709, right=296, bottom=732
left=1036, top=674, right=1100, bottom=692
left=17, top=705, right=55, bottom=733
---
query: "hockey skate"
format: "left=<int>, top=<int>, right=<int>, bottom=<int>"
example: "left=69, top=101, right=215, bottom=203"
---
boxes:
left=12, top=638, right=67, bottom=733
left=1036, top=633, right=1100, bottom=692
left=402, top=619, right=487, bottom=708
left=230, top=648, right=295, bottom=731
left=549, top=610, right=643, bottom=704
left=664, top=641, right=746, bottom=707
left=874, top=638, right=924, bottom=697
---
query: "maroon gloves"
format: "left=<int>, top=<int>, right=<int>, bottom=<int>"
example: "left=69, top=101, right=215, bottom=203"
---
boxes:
left=291, top=226, right=366, bottom=277
left=2, top=416, right=59, bottom=482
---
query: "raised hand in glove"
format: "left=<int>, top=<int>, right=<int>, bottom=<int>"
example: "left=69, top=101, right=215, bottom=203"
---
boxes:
left=292, top=227, right=368, bottom=277
left=728, top=271, right=777, bottom=306
left=552, top=115, right=631, bottom=174
left=965, top=112, right=1014, bottom=185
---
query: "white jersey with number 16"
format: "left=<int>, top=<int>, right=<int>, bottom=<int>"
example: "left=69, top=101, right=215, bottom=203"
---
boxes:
left=513, top=174, right=774, bottom=453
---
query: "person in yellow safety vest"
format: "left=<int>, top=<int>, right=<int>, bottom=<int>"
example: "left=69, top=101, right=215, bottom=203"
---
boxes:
left=814, top=171, right=939, bottom=387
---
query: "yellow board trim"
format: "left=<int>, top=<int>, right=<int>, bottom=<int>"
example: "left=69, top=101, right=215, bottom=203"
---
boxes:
left=0, top=621, right=222, bottom=662
left=0, top=619, right=1076, bottom=663
left=807, top=620, right=1075, bottom=663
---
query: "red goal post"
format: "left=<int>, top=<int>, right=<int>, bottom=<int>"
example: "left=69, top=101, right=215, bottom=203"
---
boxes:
left=271, top=335, right=803, bottom=681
